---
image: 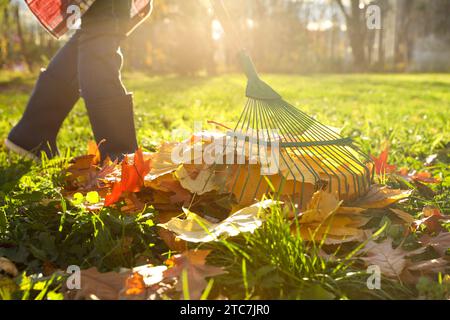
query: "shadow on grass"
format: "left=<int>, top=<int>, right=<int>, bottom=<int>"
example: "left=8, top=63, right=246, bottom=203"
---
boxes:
left=0, top=155, right=34, bottom=194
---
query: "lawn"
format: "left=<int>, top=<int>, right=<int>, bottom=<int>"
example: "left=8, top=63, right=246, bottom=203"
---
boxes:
left=0, top=72, right=449, bottom=300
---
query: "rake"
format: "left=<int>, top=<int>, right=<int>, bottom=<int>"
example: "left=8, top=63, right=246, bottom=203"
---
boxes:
left=205, top=0, right=373, bottom=211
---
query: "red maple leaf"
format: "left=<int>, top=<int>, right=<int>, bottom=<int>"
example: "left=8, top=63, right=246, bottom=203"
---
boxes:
left=105, top=149, right=151, bottom=206
left=370, top=147, right=397, bottom=175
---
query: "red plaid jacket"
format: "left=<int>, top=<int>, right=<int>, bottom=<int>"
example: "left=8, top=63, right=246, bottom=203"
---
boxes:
left=25, top=0, right=153, bottom=39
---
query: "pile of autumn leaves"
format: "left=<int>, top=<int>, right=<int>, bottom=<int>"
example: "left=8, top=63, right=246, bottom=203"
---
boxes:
left=53, top=137, right=450, bottom=299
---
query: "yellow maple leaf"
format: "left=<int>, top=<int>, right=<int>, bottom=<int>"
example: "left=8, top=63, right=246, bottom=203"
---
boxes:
left=292, top=190, right=369, bottom=244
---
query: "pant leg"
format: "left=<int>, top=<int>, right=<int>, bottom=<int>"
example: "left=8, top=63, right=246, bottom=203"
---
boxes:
left=77, top=3, right=138, bottom=160
left=8, top=33, right=80, bottom=156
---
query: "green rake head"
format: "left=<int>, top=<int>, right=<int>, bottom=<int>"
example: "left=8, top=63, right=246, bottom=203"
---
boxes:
left=208, top=0, right=373, bottom=211
left=218, top=50, right=374, bottom=211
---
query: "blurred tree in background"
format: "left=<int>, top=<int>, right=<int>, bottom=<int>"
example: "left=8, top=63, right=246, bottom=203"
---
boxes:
left=0, top=0, right=449, bottom=74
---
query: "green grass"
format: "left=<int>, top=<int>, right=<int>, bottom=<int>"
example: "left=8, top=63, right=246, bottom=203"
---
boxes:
left=0, top=72, right=449, bottom=299
left=204, top=205, right=412, bottom=300
left=2, top=72, right=449, bottom=161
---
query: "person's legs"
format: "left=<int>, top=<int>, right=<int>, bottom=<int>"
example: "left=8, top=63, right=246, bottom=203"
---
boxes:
left=78, top=0, right=138, bottom=160
left=8, top=0, right=138, bottom=161
left=7, top=33, right=80, bottom=158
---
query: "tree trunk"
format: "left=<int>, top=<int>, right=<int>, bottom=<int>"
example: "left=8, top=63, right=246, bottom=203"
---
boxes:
left=336, top=0, right=367, bottom=71
left=377, top=27, right=385, bottom=70
left=13, top=5, right=33, bottom=72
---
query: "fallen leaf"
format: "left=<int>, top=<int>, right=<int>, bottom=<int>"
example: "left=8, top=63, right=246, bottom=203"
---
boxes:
left=410, top=171, right=440, bottom=184
left=298, top=190, right=342, bottom=224
left=419, top=232, right=450, bottom=256
left=296, top=215, right=368, bottom=244
left=132, top=265, right=168, bottom=287
left=292, top=190, right=369, bottom=244
left=163, top=250, right=225, bottom=299
left=157, top=228, right=188, bottom=252
left=145, top=142, right=180, bottom=181
left=370, top=146, right=397, bottom=175
left=406, top=258, right=447, bottom=273
left=389, top=208, right=415, bottom=225
left=350, top=184, right=412, bottom=209
left=105, top=149, right=151, bottom=206
left=158, top=177, right=192, bottom=205
left=65, top=155, right=98, bottom=189
left=176, top=165, right=222, bottom=195
left=422, top=206, right=445, bottom=218
left=120, top=193, right=146, bottom=213
left=159, top=200, right=278, bottom=243
left=359, top=239, right=426, bottom=278
left=65, top=264, right=170, bottom=300
left=0, top=257, right=18, bottom=277
left=64, top=268, right=130, bottom=300
left=397, top=169, right=441, bottom=184
left=123, top=272, right=146, bottom=297
left=412, top=206, right=448, bottom=234
left=87, top=140, right=101, bottom=165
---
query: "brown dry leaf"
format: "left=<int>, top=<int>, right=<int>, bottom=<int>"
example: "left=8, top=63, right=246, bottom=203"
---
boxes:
left=422, top=206, right=445, bottom=218
left=120, top=193, right=146, bottom=214
left=65, top=265, right=170, bottom=300
left=145, top=142, right=180, bottom=181
left=420, top=232, right=450, bottom=256
left=351, top=184, right=412, bottom=209
left=413, top=215, right=446, bottom=234
left=359, top=239, right=426, bottom=278
left=42, top=261, right=58, bottom=276
left=406, top=258, right=448, bottom=274
left=157, top=228, right=188, bottom=252
left=401, top=257, right=449, bottom=284
left=156, top=211, right=188, bottom=252
left=87, top=140, right=101, bottom=165
left=0, top=257, right=18, bottom=277
left=389, top=208, right=416, bottom=225
left=65, top=267, right=130, bottom=300
left=175, top=165, right=221, bottom=195
left=296, top=214, right=369, bottom=244
left=413, top=206, right=448, bottom=234
left=336, top=206, right=366, bottom=214
left=299, top=190, right=342, bottom=224
left=163, top=250, right=226, bottom=300
left=65, top=155, right=98, bottom=189
left=145, top=171, right=192, bottom=206
left=360, top=240, right=407, bottom=278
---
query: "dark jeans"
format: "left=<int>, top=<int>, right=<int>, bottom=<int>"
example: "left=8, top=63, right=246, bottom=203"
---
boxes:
left=54, top=0, right=131, bottom=106
left=8, top=0, right=138, bottom=159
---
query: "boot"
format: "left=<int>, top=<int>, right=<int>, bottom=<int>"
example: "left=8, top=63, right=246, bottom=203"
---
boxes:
left=86, top=93, right=138, bottom=161
left=6, top=69, right=79, bottom=159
